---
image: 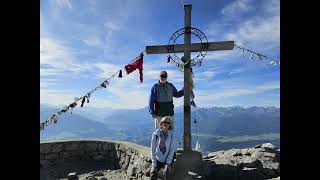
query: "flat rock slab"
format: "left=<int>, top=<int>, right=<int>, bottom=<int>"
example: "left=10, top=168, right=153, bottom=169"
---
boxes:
left=59, top=169, right=128, bottom=180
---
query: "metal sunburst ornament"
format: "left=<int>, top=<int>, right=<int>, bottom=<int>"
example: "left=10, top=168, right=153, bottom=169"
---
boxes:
left=167, top=27, right=209, bottom=67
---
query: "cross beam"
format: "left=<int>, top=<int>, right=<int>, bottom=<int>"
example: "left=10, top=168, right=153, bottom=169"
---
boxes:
left=146, top=41, right=234, bottom=54
left=146, top=4, right=234, bottom=151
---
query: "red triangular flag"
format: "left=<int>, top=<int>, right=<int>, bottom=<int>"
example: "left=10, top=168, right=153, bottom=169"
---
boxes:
left=125, top=53, right=144, bottom=83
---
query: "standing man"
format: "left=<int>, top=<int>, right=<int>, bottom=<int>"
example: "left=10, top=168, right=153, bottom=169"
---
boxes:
left=149, top=70, right=184, bottom=129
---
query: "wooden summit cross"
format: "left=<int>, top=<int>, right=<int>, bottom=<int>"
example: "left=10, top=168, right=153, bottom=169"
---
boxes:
left=146, top=4, right=234, bottom=151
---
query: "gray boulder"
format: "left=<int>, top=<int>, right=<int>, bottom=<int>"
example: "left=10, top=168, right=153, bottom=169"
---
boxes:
left=201, top=143, right=280, bottom=180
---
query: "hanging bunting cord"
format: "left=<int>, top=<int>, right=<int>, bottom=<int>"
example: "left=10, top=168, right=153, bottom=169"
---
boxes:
left=72, top=50, right=145, bottom=102
left=234, top=44, right=280, bottom=63
left=40, top=50, right=145, bottom=132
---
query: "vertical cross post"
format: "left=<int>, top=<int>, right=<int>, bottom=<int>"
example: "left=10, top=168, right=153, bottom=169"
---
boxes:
left=145, top=3, right=234, bottom=152
left=145, top=3, right=235, bottom=178
left=183, top=4, right=192, bottom=151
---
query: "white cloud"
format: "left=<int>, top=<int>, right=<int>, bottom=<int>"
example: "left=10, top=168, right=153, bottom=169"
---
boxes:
left=40, top=89, right=76, bottom=107
left=263, top=0, right=280, bottom=16
left=104, top=21, right=120, bottom=31
left=93, top=63, right=122, bottom=79
left=226, top=16, right=280, bottom=49
left=194, top=67, right=221, bottom=81
left=222, top=0, right=280, bottom=52
left=200, top=70, right=217, bottom=78
left=40, top=36, right=112, bottom=78
left=255, top=81, right=280, bottom=91
left=203, top=50, right=239, bottom=62
left=228, top=67, right=245, bottom=75
left=196, top=81, right=279, bottom=102
left=40, top=37, right=82, bottom=76
left=41, top=89, right=113, bottom=110
left=55, top=0, right=72, bottom=9
left=206, top=0, right=280, bottom=57
left=40, top=79, right=59, bottom=89
left=82, top=36, right=104, bottom=47
left=222, top=0, right=253, bottom=17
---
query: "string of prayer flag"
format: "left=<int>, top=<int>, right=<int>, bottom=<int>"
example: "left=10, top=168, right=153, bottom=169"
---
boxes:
left=234, top=44, right=280, bottom=66
left=40, top=51, right=145, bottom=132
left=101, top=80, right=109, bottom=88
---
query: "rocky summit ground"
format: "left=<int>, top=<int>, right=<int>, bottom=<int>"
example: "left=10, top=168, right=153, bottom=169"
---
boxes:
left=67, top=143, right=280, bottom=180
left=41, top=140, right=280, bottom=180
left=202, top=143, right=280, bottom=180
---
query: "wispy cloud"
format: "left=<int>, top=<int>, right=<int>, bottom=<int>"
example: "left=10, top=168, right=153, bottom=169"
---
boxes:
left=40, top=36, right=116, bottom=79
left=40, top=37, right=80, bottom=76
left=196, top=81, right=279, bottom=102
left=55, top=0, right=72, bottom=9
left=207, top=0, right=279, bottom=52
left=104, top=21, right=121, bottom=31
left=262, top=0, right=280, bottom=15
left=92, top=63, right=122, bottom=79
left=221, top=0, right=253, bottom=17
left=40, top=79, right=60, bottom=89
left=82, top=36, right=104, bottom=47
left=228, top=67, right=245, bottom=76
left=194, top=67, right=222, bottom=81
left=40, top=89, right=76, bottom=106
left=226, top=16, right=280, bottom=50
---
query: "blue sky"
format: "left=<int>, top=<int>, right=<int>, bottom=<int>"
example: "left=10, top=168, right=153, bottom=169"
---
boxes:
left=40, top=0, right=280, bottom=109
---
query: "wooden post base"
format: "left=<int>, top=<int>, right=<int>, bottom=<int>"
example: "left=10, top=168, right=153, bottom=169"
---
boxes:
left=171, top=149, right=203, bottom=180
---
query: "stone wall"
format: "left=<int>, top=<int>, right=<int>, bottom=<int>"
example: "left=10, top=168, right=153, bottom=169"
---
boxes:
left=40, top=139, right=151, bottom=179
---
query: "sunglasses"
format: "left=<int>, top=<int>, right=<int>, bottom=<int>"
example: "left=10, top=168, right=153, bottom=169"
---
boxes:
left=160, top=75, right=167, bottom=79
left=162, top=121, right=170, bottom=125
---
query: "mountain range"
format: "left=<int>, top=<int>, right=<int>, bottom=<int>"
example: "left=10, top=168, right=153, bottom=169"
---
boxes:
left=40, top=104, right=280, bottom=153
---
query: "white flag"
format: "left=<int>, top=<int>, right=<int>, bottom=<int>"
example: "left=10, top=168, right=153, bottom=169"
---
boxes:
left=195, top=140, right=201, bottom=151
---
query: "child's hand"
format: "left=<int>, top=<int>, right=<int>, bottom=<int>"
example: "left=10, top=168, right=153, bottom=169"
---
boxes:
left=164, top=164, right=172, bottom=173
left=150, top=166, right=157, bottom=173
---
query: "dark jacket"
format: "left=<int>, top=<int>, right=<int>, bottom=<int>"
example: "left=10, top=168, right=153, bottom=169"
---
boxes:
left=149, top=81, right=184, bottom=116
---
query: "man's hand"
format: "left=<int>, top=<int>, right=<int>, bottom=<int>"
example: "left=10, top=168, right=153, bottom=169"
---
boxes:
left=164, top=164, right=172, bottom=173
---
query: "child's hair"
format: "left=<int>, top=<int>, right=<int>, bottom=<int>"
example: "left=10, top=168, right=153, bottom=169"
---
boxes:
left=159, top=116, right=173, bottom=130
